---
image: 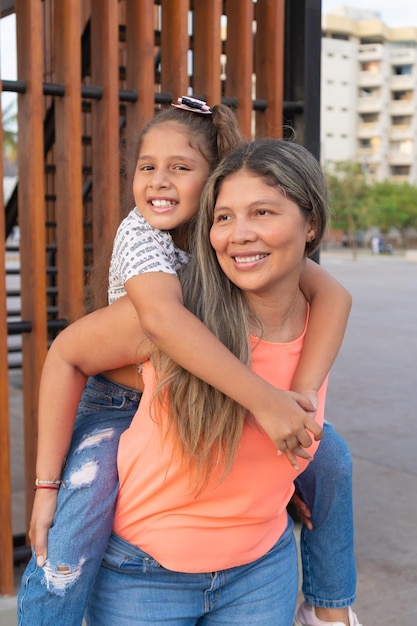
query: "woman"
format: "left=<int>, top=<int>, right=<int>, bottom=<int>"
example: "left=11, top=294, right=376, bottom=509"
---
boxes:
left=85, top=137, right=329, bottom=625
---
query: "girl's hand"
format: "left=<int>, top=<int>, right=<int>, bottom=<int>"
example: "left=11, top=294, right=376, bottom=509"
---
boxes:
left=278, top=389, right=319, bottom=469
left=254, top=388, right=321, bottom=470
left=29, top=489, right=59, bottom=566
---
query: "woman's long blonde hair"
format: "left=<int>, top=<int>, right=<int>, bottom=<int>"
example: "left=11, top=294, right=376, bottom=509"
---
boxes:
left=152, top=138, right=329, bottom=491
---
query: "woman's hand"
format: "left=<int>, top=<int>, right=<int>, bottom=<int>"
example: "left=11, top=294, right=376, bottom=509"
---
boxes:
left=29, top=489, right=59, bottom=566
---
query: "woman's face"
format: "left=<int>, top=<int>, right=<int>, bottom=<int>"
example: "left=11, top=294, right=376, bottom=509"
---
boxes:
left=210, top=170, right=315, bottom=298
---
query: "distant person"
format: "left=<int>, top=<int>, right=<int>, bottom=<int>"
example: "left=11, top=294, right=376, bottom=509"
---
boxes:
left=371, top=235, right=380, bottom=254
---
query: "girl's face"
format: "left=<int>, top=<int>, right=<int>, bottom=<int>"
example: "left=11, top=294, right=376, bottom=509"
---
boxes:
left=210, top=170, right=315, bottom=299
left=133, top=122, right=211, bottom=238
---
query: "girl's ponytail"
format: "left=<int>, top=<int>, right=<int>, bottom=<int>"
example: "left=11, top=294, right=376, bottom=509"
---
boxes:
left=211, top=104, right=245, bottom=161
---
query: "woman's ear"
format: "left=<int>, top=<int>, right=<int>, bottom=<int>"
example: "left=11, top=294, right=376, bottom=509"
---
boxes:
left=306, top=222, right=316, bottom=243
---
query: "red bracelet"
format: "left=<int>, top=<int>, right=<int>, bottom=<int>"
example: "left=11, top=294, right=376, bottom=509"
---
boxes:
left=34, top=485, right=60, bottom=491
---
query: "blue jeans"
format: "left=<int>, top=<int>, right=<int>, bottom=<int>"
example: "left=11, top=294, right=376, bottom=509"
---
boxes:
left=17, top=375, right=142, bottom=626
left=294, top=422, right=357, bottom=608
left=85, top=523, right=298, bottom=626
left=17, top=372, right=356, bottom=624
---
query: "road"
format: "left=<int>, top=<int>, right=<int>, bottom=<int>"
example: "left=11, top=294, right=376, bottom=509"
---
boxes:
left=320, top=250, right=417, bottom=625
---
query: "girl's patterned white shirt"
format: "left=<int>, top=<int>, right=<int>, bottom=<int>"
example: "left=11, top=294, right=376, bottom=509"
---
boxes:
left=108, top=207, right=190, bottom=304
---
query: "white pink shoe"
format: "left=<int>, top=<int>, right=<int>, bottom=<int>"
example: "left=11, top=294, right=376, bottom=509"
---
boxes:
left=294, top=601, right=363, bottom=626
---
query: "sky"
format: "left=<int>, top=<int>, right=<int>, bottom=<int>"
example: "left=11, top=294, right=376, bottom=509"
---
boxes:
left=322, top=0, right=417, bottom=28
left=1, top=13, right=17, bottom=115
left=0, top=13, right=16, bottom=80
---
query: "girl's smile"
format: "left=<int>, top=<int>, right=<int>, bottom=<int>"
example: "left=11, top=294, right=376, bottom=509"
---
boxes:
left=133, top=121, right=210, bottom=234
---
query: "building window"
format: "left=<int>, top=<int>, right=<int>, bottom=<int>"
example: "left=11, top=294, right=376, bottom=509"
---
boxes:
left=331, top=34, right=349, bottom=41
left=392, top=65, right=412, bottom=76
left=391, top=165, right=410, bottom=176
left=361, top=113, right=379, bottom=123
left=390, top=140, right=412, bottom=154
left=391, top=115, right=411, bottom=126
left=362, top=61, right=380, bottom=72
left=392, top=90, right=413, bottom=101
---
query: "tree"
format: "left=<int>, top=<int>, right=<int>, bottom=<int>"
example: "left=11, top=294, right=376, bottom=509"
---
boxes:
left=367, top=181, right=417, bottom=248
left=325, top=161, right=369, bottom=258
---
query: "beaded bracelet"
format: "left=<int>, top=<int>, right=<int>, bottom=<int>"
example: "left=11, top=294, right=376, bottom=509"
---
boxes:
left=34, top=478, right=62, bottom=491
left=35, top=478, right=61, bottom=486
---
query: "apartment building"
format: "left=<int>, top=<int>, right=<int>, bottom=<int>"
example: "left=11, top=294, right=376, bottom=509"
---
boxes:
left=321, top=7, right=417, bottom=184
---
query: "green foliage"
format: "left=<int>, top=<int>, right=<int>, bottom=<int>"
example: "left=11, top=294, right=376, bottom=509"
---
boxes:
left=366, top=181, right=417, bottom=246
left=325, top=161, right=417, bottom=248
left=325, top=161, right=369, bottom=245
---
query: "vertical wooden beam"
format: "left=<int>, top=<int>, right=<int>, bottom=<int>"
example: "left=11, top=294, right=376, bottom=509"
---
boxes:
left=90, top=0, right=121, bottom=273
left=0, top=83, right=14, bottom=597
left=160, top=0, right=189, bottom=98
left=255, top=0, right=285, bottom=138
left=15, top=0, right=48, bottom=532
left=124, top=0, right=155, bottom=171
left=192, top=0, right=222, bottom=106
left=54, top=0, right=84, bottom=321
left=224, top=0, right=254, bottom=137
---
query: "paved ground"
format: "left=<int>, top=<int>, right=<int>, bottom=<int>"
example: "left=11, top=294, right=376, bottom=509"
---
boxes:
left=320, top=250, right=417, bottom=625
left=1, top=249, right=417, bottom=625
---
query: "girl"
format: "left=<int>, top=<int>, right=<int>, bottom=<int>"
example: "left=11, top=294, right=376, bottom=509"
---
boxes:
left=18, top=104, right=356, bottom=625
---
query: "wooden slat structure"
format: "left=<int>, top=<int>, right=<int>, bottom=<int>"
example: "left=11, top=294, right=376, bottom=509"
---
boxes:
left=1, top=0, right=322, bottom=594
left=15, top=1, right=48, bottom=597
left=0, top=76, right=15, bottom=597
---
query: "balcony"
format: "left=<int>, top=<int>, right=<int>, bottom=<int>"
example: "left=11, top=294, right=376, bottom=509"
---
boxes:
left=358, top=71, right=383, bottom=88
left=388, top=150, right=413, bottom=166
left=388, top=174, right=410, bottom=183
left=358, top=44, right=383, bottom=62
left=391, top=49, right=417, bottom=65
left=357, top=97, right=383, bottom=113
left=389, top=75, right=415, bottom=90
left=357, top=122, right=381, bottom=138
left=357, top=147, right=382, bottom=163
left=389, top=100, right=415, bottom=115
left=389, top=125, right=414, bottom=140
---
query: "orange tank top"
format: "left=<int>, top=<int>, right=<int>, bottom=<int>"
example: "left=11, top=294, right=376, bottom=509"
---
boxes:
left=113, top=320, right=326, bottom=573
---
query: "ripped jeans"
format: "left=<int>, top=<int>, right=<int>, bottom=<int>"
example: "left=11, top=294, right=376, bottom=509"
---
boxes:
left=17, top=375, right=356, bottom=625
left=17, top=374, right=142, bottom=626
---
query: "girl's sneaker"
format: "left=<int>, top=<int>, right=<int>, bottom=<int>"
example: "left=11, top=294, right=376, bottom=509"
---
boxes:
left=294, top=602, right=363, bottom=626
